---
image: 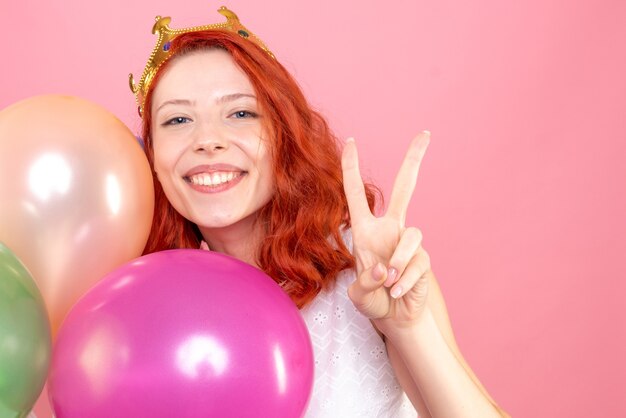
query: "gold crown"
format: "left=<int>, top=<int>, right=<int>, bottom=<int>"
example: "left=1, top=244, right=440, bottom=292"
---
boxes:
left=129, top=6, right=274, bottom=115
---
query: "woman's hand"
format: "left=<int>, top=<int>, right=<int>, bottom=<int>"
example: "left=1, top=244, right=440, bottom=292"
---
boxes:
left=342, top=131, right=432, bottom=335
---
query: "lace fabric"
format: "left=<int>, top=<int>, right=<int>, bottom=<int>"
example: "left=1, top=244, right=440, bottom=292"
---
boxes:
left=300, top=229, right=417, bottom=417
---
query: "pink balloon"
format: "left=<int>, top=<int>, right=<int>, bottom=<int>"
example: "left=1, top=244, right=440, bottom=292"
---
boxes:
left=49, top=250, right=313, bottom=418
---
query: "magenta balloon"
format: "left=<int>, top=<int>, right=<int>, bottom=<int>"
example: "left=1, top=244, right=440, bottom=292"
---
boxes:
left=49, top=250, right=313, bottom=418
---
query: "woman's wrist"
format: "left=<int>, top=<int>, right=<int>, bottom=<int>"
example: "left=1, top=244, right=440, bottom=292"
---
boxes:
left=375, top=307, right=440, bottom=347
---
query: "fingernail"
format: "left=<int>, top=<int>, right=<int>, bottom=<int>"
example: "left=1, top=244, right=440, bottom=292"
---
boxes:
left=391, top=286, right=403, bottom=299
left=387, top=267, right=398, bottom=283
left=373, top=263, right=386, bottom=281
left=346, top=137, right=355, bottom=143
left=422, top=130, right=431, bottom=136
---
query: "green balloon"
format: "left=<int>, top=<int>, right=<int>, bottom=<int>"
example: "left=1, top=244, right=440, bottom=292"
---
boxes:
left=0, top=242, right=51, bottom=418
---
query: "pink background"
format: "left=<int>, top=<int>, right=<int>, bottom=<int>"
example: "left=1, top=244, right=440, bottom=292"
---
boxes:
left=2, top=0, right=625, bottom=416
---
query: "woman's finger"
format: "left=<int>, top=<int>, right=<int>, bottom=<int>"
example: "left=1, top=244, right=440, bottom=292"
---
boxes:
left=389, top=247, right=431, bottom=299
left=347, top=262, right=388, bottom=316
left=387, top=131, right=430, bottom=224
left=384, top=227, right=423, bottom=287
left=341, top=138, right=372, bottom=225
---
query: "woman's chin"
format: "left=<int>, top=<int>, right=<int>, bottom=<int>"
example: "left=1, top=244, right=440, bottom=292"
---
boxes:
left=195, top=211, right=257, bottom=232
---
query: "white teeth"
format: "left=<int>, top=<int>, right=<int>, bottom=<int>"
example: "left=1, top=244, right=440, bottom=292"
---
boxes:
left=189, top=172, right=241, bottom=187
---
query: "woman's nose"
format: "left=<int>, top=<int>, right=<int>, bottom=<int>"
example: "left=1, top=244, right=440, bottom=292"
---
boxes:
left=192, top=124, right=229, bottom=153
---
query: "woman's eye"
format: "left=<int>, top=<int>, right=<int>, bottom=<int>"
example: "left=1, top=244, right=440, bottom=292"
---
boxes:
left=163, top=116, right=191, bottom=126
left=232, top=110, right=257, bottom=119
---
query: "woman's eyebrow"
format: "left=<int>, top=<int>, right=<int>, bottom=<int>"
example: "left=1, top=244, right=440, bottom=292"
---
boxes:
left=156, top=99, right=195, bottom=113
left=216, top=93, right=256, bottom=104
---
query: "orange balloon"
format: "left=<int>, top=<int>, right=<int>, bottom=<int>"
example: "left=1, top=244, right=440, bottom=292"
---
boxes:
left=0, top=95, right=154, bottom=337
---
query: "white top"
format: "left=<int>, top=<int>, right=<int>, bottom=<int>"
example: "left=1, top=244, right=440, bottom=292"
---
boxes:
left=300, top=229, right=417, bottom=417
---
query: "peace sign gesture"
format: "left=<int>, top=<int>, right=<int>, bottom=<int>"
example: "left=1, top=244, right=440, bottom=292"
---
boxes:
left=342, top=131, right=432, bottom=333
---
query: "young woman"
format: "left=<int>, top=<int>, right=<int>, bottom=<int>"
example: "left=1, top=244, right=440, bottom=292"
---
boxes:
left=132, top=7, right=508, bottom=417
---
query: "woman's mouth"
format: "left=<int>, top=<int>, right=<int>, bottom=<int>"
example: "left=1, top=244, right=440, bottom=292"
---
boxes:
left=184, top=171, right=246, bottom=192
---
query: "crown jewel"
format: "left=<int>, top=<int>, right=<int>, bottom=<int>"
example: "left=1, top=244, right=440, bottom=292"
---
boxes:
left=129, top=6, right=274, bottom=115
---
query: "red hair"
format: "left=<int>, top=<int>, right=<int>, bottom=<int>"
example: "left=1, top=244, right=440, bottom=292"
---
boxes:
left=141, top=30, right=380, bottom=308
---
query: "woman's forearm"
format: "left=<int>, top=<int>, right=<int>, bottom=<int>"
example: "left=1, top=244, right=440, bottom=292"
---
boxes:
left=385, top=309, right=504, bottom=418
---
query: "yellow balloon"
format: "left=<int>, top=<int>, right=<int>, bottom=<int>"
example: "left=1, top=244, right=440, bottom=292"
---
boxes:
left=0, top=95, right=154, bottom=337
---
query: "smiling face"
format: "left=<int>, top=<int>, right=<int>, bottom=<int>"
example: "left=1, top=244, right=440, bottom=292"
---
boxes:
left=150, top=48, right=274, bottom=240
